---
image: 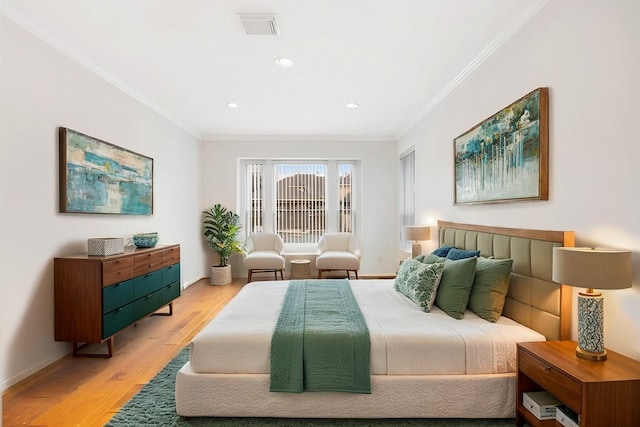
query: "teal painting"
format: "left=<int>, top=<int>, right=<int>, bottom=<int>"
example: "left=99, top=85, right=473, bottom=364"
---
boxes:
left=59, top=128, right=153, bottom=214
left=454, top=88, right=548, bottom=205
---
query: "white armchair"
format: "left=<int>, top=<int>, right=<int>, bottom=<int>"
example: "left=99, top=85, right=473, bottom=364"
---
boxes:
left=243, top=233, right=286, bottom=282
left=315, top=233, right=362, bottom=279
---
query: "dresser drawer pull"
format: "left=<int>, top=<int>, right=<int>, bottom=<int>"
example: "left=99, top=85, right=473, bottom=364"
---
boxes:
left=543, top=365, right=551, bottom=371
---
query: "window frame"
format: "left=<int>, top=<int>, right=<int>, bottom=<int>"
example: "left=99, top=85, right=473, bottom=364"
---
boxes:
left=399, top=148, right=415, bottom=250
left=239, top=158, right=359, bottom=253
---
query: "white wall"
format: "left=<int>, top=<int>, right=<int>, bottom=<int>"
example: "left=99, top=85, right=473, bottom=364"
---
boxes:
left=200, top=140, right=398, bottom=277
left=0, top=17, right=205, bottom=390
left=398, top=0, right=640, bottom=359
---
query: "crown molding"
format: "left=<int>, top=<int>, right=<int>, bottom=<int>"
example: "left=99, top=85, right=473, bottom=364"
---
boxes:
left=397, top=0, right=551, bottom=140
left=202, top=134, right=397, bottom=143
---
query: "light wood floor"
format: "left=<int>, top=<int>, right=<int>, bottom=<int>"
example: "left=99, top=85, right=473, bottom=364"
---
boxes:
left=2, top=277, right=249, bottom=427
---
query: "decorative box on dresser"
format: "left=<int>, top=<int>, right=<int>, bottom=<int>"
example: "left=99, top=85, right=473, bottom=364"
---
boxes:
left=54, top=244, right=180, bottom=357
left=517, top=341, right=640, bottom=427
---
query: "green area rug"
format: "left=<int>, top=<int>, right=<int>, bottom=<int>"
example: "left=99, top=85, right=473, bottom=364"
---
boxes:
left=105, top=348, right=515, bottom=426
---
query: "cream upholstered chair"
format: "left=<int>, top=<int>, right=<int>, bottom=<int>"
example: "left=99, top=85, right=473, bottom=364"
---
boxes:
left=316, top=233, right=362, bottom=279
left=243, top=233, right=286, bottom=282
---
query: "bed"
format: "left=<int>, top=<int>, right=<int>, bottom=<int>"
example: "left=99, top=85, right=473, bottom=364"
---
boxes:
left=176, top=221, right=574, bottom=418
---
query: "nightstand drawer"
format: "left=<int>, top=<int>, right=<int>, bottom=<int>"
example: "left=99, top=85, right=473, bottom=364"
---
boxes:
left=519, top=348, right=582, bottom=412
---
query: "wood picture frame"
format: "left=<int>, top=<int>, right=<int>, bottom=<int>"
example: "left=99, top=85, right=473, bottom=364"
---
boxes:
left=59, top=127, right=153, bottom=214
left=453, top=87, right=549, bottom=205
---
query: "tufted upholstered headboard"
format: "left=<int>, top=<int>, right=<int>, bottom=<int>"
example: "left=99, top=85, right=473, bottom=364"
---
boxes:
left=438, top=221, right=574, bottom=341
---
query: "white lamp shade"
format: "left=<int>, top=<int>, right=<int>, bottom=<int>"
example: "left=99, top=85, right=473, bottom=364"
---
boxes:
left=552, top=247, right=632, bottom=290
left=405, top=226, right=431, bottom=242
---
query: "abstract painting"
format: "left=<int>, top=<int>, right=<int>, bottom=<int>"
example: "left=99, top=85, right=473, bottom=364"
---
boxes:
left=59, top=128, right=153, bottom=214
left=454, top=87, right=548, bottom=205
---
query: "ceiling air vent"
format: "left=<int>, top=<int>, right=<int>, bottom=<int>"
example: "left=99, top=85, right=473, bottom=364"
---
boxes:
left=238, top=13, right=280, bottom=36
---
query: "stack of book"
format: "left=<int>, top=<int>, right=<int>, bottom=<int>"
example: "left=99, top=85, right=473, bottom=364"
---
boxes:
left=522, top=391, right=561, bottom=420
left=556, top=404, right=580, bottom=427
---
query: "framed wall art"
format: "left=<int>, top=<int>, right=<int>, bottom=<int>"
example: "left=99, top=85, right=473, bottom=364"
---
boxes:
left=59, top=127, right=153, bottom=214
left=453, top=87, right=548, bottom=205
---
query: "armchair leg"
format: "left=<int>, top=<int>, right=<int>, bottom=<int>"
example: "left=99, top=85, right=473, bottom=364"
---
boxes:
left=279, top=269, right=284, bottom=280
left=317, top=269, right=358, bottom=279
left=248, top=270, right=253, bottom=282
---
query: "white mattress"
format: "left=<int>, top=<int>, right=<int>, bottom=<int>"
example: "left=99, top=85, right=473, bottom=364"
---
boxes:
left=190, top=279, right=545, bottom=376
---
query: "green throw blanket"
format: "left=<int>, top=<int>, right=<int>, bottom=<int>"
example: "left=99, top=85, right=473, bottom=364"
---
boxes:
left=270, top=279, right=371, bottom=394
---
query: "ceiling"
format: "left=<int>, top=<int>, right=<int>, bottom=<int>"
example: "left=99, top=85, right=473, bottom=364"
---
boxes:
left=2, top=0, right=549, bottom=141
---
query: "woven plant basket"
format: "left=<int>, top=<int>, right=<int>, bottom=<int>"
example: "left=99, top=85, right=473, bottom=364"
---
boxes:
left=210, top=265, right=232, bottom=285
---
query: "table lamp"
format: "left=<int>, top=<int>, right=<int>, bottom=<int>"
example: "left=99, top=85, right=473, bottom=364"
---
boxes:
left=405, top=225, right=431, bottom=258
left=552, top=247, right=632, bottom=361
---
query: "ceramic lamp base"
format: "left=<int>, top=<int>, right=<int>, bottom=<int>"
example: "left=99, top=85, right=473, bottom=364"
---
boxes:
left=411, top=243, right=422, bottom=259
left=577, top=291, right=607, bottom=361
left=576, top=346, right=607, bottom=361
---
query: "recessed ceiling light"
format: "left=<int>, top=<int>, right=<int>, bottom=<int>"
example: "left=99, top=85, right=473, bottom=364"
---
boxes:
left=227, top=102, right=239, bottom=109
left=274, top=57, right=294, bottom=68
left=345, top=102, right=359, bottom=109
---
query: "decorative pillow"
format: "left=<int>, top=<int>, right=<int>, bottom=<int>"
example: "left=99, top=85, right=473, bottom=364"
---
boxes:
left=468, top=257, right=514, bottom=322
left=394, top=258, right=444, bottom=312
left=433, top=257, right=478, bottom=319
left=421, top=253, right=445, bottom=264
left=431, top=245, right=455, bottom=257
left=413, top=254, right=425, bottom=262
left=446, top=248, right=481, bottom=260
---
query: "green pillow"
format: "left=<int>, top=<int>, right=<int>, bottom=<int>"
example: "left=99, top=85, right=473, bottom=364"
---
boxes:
left=394, top=258, right=444, bottom=312
left=468, top=257, right=513, bottom=322
left=421, top=253, right=445, bottom=264
left=433, top=257, right=478, bottom=319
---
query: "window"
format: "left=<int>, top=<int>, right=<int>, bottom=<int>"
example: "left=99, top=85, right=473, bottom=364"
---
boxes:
left=399, top=149, right=415, bottom=249
left=275, top=163, right=326, bottom=244
left=242, top=160, right=358, bottom=248
left=247, top=163, right=264, bottom=233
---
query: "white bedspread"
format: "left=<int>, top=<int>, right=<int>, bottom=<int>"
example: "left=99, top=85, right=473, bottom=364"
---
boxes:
left=190, top=280, right=544, bottom=376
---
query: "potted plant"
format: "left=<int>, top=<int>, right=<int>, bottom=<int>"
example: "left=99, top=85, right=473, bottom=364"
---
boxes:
left=202, top=204, right=245, bottom=285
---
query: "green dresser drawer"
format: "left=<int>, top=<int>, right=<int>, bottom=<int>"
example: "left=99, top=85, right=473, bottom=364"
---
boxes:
left=103, top=277, right=137, bottom=314
left=162, top=264, right=180, bottom=286
left=134, top=270, right=163, bottom=299
left=162, top=281, right=180, bottom=305
left=134, top=289, right=162, bottom=319
left=102, top=302, right=134, bottom=338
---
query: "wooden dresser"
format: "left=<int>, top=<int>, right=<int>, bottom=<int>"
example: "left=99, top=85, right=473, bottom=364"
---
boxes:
left=54, top=244, right=180, bottom=357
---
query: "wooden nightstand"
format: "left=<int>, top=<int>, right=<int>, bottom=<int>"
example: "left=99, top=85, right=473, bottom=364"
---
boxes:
left=517, top=341, right=640, bottom=427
